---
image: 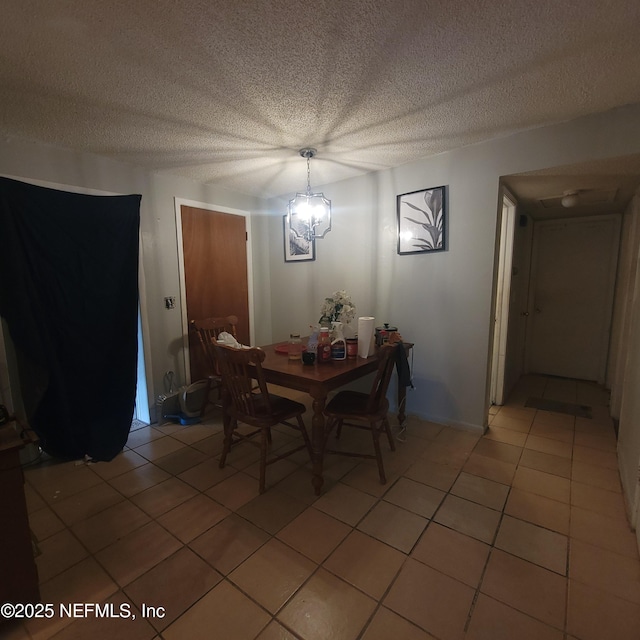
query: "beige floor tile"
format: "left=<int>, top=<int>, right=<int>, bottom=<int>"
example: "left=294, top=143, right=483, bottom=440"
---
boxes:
left=493, top=405, right=537, bottom=423
left=163, top=581, right=271, bottom=640
left=205, top=470, right=261, bottom=509
left=27, top=463, right=104, bottom=504
left=495, top=515, right=568, bottom=575
left=361, top=606, right=436, bottom=640
left=411, top=522, right=490, bottom=587
left=473, top=438, right=522, bottom=464
left=130, top=477, right=198, bottom=518
left=569, top=538, right=640, bottom=604
left=433, top=427, right=481, bottom=452
left=573, top=431, right=617, bottom=452
left=35, top=528, right=89, bottom=583
left=463, top=452, right=516, bottom=485
left=71, top=499, right=151, bottom=553
left=229, top=538, right=316, bottom=613
left=340, top=461, right=400, bottom=497
left=450, top=472, right=509, bottom=511
left=108, top=463, right=171, bottom=497
left=276, top=506, right=351, bottom=563
left=532, top=410, right=575, bottom=430
left=153, top=446, right=209, bottom=475
left=191, top=432, right=226, bottom=456
left=572, top=460, right=622, bottom=492
left=504, top=488, right=570, bottom=535
left=24, top=482, right=47, bottom=513
left=256, top=620, right=301, bottom=640
left=512, top=466, right=570, bottom=503
left=51, top=482, right=124, bottom=526
left=357, top=500, right=428, bottom=553
left=26, top=558, right=118, bottom=639
left=466, top=593, right=564, bottom=640
left=171, top=423, right=221, bottom=444
left=384, top=557, right=475, bottom=640
left=133, top=436, right=186, bottom=462
left=28, top=506, right=66, bottom=542
left=433, top=494, right=501, bottom=544
left=189, top=513, right=270, bottom=575
left=570, top=481, right=628, bottom=520
left=483, top=426, right=528, bottom=447
left=480, top=549, right=566, bottom=629
left=313, top=482, right=377, bottom=526
left=178, top=457, right=238, bottom=491
left=421, top=441, right=472, bottom=468
left=324, top=530, right=405, bottom=599
left=89, top=449, right=149, bottom=480
left=567, top=580, right=640, bottom=640
left=529, top=421, right=574, bottom=443
left=124, top=547, right=222, bottom=630
left=518, top=448, right=572, bottom=478
left=572, top=444, right=618, bottom=469
left=524, top=434, right=572, bottom=459
left=236, top=488, right=308, bottom=534
left=279, top=567, right=377, bottom=640
left=157, top=493, right=230, bottom=542
left=125, top=426, right=165, bottom=448
left=95, top=521, right=182, bottom=586
left=570, top=506, right=639, bottom=558
left=404, top=458, right=462, bottom=491
left=490, top=412, right=532, bottom=433
left=383, top=477, right=445, bottom=518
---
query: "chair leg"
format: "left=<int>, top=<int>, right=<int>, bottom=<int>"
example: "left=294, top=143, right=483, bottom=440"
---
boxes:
left=383, top=417, right=396, bottom=451
left=259, top=428, right=268, bottom=494
left=335, top=419, right=343, bottom=439
left=219, top=417, right=236, bottom=469
left=370, top=421, right=387, bottom=484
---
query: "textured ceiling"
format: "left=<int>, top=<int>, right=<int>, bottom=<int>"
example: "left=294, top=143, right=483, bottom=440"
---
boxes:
left=1, top=1, right=640, bottom=199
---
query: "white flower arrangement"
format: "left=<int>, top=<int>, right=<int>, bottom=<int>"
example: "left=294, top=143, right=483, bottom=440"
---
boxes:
left=319, top=290, right=356, bottom=325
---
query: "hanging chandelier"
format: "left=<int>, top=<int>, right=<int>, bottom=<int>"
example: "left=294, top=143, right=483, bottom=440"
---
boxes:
left=287, top=148, right=331, bottom=242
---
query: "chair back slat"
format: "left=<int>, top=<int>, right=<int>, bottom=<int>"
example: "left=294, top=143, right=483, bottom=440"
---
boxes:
left=191, top=315, right=239, bottom=375
left=366, top=344, right=397, bottom=414
left=213, top=344, right=273, bottom=421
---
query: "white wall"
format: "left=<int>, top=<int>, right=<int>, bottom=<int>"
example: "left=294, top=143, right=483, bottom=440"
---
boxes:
left=2, top=104, right=640, bottom=439
left=0, top=136, right=268, bottom=419
left=269, top=104, right=640, bottom=432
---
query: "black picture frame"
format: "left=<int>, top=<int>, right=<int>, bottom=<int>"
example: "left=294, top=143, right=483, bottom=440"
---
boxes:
left=284, top=215, right=315, bottom=262
left=397, top=185, right=447, bottom=255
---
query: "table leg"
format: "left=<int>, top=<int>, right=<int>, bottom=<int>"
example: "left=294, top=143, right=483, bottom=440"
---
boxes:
left=310, top=390, right=327, bottom=495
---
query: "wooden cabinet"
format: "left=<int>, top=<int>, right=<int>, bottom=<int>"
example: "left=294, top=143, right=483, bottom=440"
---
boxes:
left=0, top=423, right=39, bottom=605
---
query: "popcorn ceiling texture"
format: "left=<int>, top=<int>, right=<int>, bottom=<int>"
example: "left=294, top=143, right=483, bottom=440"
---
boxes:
left=1, top=0, right=639, bottom=198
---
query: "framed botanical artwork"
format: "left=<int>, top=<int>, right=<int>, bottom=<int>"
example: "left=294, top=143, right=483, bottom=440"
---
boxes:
left=397, top=185, right=447, bottom=255
left=284, top=215, right=315, bottom=262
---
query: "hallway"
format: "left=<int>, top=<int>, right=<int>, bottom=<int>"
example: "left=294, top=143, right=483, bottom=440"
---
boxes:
left=5, top=375, right=640, bottom=639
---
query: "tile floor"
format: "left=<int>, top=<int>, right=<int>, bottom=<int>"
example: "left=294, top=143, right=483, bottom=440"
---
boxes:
left=4, top=375, right=640, bottom=639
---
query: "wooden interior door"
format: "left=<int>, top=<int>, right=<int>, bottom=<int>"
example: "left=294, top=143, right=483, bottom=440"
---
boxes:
left=181, top=205, right=249, bottom=381
left=526, top=215, right=620, bottom=381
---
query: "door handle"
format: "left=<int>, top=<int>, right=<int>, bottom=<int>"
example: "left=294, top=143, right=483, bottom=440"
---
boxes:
left=535, top=307, right=542, bottom=314
left=520, top=311, right=529, bottom=317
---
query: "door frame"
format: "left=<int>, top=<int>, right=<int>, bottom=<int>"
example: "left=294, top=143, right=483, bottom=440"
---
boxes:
left=524, top=214, right=621, bottom=383
left=174, top=198, right=255, bottom=385
left=490, top=191, right=517, bottom=405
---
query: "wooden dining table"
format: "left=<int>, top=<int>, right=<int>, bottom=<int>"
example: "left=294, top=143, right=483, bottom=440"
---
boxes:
left=258, top=339, right=411, bottom=495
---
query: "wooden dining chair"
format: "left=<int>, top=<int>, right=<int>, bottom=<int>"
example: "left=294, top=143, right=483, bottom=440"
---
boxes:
left=323, top=344, right=397, bottom=483
left=190, top=315, right=239, bottom=411
left=213, top=343, right=313, bottom=493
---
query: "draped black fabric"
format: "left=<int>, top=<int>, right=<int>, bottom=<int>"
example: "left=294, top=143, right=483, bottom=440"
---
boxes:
left=0, top=177, right=141, bottom=461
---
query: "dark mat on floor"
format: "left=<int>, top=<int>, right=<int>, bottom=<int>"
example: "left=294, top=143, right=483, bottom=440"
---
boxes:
left=525, top=397, right=592, bottom=418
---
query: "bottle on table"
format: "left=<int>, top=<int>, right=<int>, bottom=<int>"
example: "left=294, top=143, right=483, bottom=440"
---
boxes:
left=317, top=327, right=332, bottom=363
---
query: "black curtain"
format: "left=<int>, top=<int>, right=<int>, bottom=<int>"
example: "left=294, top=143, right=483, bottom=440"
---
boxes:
left=0, top=177, right=141, bottom=461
